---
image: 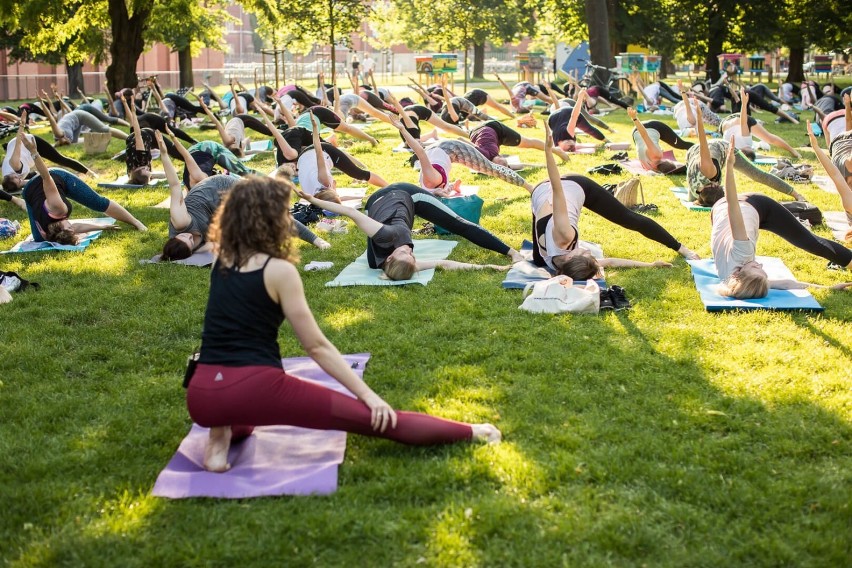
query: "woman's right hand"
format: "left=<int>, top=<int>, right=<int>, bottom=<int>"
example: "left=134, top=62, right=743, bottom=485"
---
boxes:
left=153, top=130, right=167, bottom=151
left=20, top=132, right=37, bottom=153
left=726, top=141, right=736, bottom=167
left=543, top=118, right=553, bottom=150
left=360, top=391, right=397, bottom=432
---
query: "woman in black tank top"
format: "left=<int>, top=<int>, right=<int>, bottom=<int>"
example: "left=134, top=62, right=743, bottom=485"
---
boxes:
left=186, top=176, right=501, bottom=472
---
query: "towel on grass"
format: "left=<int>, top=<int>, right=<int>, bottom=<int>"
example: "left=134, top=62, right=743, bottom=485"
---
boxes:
left=824, top=211, right=850, bottom=242
left=1, top=218, right=115, bottom=253
left=326, top=239, right=457, bottom=287
left=687, top=257, right=823, bottom=312
left=670, top=187, right=710, bottom=211
left=502, top=240, right=605, bottom=289
left=151, top=353, right=369, bottom=499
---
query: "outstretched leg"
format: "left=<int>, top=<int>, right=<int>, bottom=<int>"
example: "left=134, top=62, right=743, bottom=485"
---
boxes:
left=441, top=140, right=531, bottom=190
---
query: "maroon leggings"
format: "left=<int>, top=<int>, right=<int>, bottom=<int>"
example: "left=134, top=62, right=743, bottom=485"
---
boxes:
left=186, top=364, right=473, bottom=445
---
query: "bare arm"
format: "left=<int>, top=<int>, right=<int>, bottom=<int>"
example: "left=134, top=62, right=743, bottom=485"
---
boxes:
left=390, top=115, right=442, bottom=188
left=416, top=259, right=511, bottom=271
left=103, top=82, right=118, bottom=117
left=230, top=81, right=245, bottom=115
left=269, top=260, right=396, bottom=431
left=628, top=107, right=661, bottom=162
left=270, top=93, right=297, bottom=127
left=769, top=279, right=852, bottom=291
left=40, top=98, right=66, bottom=142
left=309, top=115, right=334, bottom=189
left=807, top=121, right=852, bottom=209
left=724, top=144, right=748, bottom=241
left=19, top=135, right=68, bottom=216
left=695, top=104, right=718, bottom=179
left=166, top=126, right=207, bottom=187
left=739, top=88, right=749, bottom=137
left=296, top=188, right=385, bottom=237
left=121, top=98, right=145, bottom=152
left=147, top=79, right=166, bottom=111
left=543, top=119, right=576, bottom=248
left=51, top=85, right=73, bottom=114
left=495, top=74, right=513, bottom=99
left=386, top=92, right=415, bottom=129
left=598, top=258, right=672, bottom=268
left=155, top=130, right=192, bottom=230
left=257, top=103, right=297, bottom=162
left=680, top=82, right=697, bottom=126
left=8, top=113, right=27, bottom=172
left=567, top=89, right=587, bottom=138
left=76, top=88, right=91, bottom=104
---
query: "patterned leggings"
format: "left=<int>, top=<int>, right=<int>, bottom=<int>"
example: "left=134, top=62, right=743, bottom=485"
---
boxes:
left=437, top=140, right=527, bottom=188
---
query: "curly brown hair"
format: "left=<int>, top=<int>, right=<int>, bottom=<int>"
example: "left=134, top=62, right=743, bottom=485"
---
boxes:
left=696, top=182, right=725, bottom=207
left=207, top=175, right=299, bottom=268
left=45, top=222, right=78, bottom=245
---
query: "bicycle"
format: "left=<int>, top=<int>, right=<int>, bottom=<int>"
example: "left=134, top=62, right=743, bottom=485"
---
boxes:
left=578, top=60, right=632, bottom=102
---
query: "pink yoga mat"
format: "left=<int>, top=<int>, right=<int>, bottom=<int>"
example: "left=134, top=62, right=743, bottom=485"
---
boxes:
left=151, top=353, right=370, bottom=499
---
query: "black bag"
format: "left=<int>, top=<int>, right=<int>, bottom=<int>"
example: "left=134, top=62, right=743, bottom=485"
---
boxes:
left=587, top=163, right=623, bottom=176
left=291, top=203, right=323, bottom=225
left=782, top=201, right=823, bottom=226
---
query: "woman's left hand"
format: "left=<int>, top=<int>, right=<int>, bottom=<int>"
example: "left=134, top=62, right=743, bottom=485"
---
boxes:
left=652, top=260, right=673, bottom=268
left=361, top=392, right=397, bottom=432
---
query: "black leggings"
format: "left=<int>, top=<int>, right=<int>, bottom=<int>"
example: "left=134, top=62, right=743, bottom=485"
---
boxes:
left=746, top=194, right=852, bottom=266
left=234, top=114, right=274, bottom=136
left=749, top=84, right=782, bottom=104
left=305, top=106, right=341, bottom=129
left=746, top=87, right=782, bottom=115
left=289, top=86, right=321, bottom=108
left=657, top=81, right=682, bottom=104
left=32, top=135, right=89, bottom=175
left=575, top=115, right=607, bottom=141
left=136, top=113, right=197, bottom=144
left=563, top=175, right=681, bottom=251
left=316, top=143, right=371, bottom=182
left=592, top=88, right=630, bottom=109
left=164, top=93, right=204, bottom=116
left=365, top=184, right=510, bottom=264
left=643, top=121, right=693, bottom=150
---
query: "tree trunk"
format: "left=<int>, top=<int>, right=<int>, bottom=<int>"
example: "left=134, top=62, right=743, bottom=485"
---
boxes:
left=105, top=0, right=152, bottom=95
left=584, top=0, right=614, bottom=68
left=178, top=47, right=194, bottom=88
left=658, top=54, right=668, bottom=79
left=785, top=47, right=805, bottom=84
left=704, top=6, right=725, bottom=82
left=473, top=43, right=485, bottom=79
left=65, top=61, right=84, bottom=96
left=328, top=0, right=336, bottom=80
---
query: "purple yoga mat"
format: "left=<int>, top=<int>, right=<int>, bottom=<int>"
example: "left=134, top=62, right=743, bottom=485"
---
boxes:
left=151, top=353, right=371, bottom=499
left=620, top=151, right=680, bottom=175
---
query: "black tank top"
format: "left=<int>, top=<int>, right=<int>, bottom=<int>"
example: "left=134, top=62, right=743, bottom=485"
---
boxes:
left=199, top=258, right=284, bottom=367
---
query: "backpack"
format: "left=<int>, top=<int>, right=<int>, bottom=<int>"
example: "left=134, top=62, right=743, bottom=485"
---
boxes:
left=782, top=201, right=823, bottom=226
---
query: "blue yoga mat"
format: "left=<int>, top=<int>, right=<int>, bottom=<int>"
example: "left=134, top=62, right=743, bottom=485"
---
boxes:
left=687, top=257, right=823, bottom=312
left=1, top=218, right=115, bottom=253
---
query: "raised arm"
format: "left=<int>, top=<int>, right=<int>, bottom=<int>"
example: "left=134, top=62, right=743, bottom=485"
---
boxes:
left=309, top=113, right=334, bottom=190
left=543, top=119, right=576, bottom=248
left=166, top=126, right=207, bottom=187
left=628, top=106, right=662, bottom=162
left=147, top=79, right=166, bottom=111
left=386, top=92, right=415, bottom=130
left=77, top=88, right=91, bottom=104
left=739, top=88, right=749, bottom=137
left=257, top=103, right=297, bottom=162
left=201, top=99, right=232, bottom=146
left=39, top=98, right=67, bottom=143
left=682, top=89, right=697, bottom=127
left=390, top=115, right=442, bottom=188
left=103, top=82, right=118, bottom=117
left=121, top=98, right=145, bottom=152
left=229, top=81, right=245, bottom=115
left=495, top=74, right=513, bottom=99
left=695, top=104, right=718, bottom=179
left=567, top=89, right=587, bottom=138
left=295, top=188, right=385, bottom=237
left=807, top=121, right=852, bottom=209
left=270, top=93, right=297, bottom=128
left=155, top=130, right=192, bottom=230
left=724, top=143, right=747, bottom=241
left=51, top=85, right=73, bottom=114
left=845, top=93, right=852, bottom=133
left=8, top=112, right=28, bottom=173
left=20, top=135, right=68, bottom=216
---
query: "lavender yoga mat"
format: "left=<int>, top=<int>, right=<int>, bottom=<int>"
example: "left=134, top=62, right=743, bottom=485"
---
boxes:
left=151, top=353, right=371, bottom=499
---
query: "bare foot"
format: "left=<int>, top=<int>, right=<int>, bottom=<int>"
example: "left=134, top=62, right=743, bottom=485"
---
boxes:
left=204, top=426, right=232, bottom=472
left=678, top=245, right=700, bottom=260
left=508, top=249, right=525, bottom=263
left=0, top=286, right=12, bottom=304
left=471, top=424, right=502, bottom=444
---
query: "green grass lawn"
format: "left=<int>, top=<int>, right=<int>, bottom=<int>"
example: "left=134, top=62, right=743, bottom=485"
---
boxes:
left=1, top=84, right=850, bottom=567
